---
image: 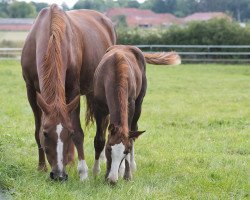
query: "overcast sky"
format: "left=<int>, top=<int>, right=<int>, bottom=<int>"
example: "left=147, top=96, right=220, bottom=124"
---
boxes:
left=19, top=0, right=145, bottom=9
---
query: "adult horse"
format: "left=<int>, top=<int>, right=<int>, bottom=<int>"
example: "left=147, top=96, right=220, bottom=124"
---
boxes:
left=92, top=45, right=181, bottom=184
left=21, top=4, right=116, bottom=181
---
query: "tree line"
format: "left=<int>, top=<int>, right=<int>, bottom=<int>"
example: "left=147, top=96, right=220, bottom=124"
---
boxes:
left=1, top=0, right=250, bottom=22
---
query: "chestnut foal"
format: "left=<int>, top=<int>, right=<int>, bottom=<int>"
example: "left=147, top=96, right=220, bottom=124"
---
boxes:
left=92, top=45, right=181, bottom=184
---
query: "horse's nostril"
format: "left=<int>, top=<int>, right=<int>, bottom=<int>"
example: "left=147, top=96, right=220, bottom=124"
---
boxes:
left=50, top=171, right=55, bottom=180
left=59, top=173, right=68, bottom=181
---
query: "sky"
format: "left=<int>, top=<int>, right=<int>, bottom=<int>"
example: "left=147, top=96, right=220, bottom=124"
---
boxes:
left=19, top=0, right=145, bottom=9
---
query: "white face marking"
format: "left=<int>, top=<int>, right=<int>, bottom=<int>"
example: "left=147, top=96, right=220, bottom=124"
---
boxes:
left=78, top=160, right=88, bottom=181
left=56, top=123, right=63, bottom=172
left=108, top=142, right=126, bottom=182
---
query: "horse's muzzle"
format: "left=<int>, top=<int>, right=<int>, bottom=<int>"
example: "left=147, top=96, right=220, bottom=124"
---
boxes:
left=50, top=171, right=68, bottom=181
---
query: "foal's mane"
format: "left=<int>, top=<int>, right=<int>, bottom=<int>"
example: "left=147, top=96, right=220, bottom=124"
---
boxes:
left=114, top=51, right=129, bottom=134
left=41, top=4, right=67, bottom=117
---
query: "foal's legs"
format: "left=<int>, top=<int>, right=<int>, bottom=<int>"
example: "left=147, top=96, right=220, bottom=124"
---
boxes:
left=71, top=103, right=88, bottom=181
left=93, top=109, right=108, bottom=176
left=130, top=95, right=144, bottom=173
left=26, top=84, right=46, bottom=171
left=122, top=99, right=135, bottom=180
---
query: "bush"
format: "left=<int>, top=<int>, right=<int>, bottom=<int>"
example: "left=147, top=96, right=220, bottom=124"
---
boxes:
left=116, top=18, right=250, bottom=46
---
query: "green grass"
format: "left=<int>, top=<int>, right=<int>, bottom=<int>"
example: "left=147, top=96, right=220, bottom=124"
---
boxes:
left=0, top=61, right=249, bottom=199
left=0, top=31, right=28, bottom=42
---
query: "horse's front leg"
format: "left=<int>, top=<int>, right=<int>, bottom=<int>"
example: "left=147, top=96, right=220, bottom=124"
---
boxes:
left=71, top=103, right=88, bottom=181
left=92, top=108, right=108, bottom=176
left=26, top=84, right=47, bottom=171
left=123, top=154, right=132, bottom=181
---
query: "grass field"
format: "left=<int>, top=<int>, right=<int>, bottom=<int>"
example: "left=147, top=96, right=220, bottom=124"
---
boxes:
left=0, top=61, right=249, bottom=199
left=0, top=31, right=28, bottom=42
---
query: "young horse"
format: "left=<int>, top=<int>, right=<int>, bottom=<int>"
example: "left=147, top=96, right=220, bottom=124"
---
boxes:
left=92, top=45, right=181, bottom=184
left=21, top=4, right=116, bottom=181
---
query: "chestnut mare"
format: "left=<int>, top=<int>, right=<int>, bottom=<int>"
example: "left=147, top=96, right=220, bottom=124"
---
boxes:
left=92, top=45, right=181, bottom=184
left=21, top=4, right=116, bottom=181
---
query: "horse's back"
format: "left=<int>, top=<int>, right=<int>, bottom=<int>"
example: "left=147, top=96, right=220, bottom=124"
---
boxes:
left=94, top=45, right=146, bottom=102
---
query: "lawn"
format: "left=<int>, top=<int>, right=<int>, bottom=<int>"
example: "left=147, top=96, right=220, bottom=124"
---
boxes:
left=0, top=31, right=28, bottom=42
left=0, top=61, right=249, bottom=199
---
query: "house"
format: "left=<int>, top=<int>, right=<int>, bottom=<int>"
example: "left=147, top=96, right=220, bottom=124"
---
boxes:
left=184, top=12, right=231, bottom=23
left=105, top=8, right=181, bottom=27
left=0, top=18, right=34, bottom=31
left=105, top=8, right=231, bottom=28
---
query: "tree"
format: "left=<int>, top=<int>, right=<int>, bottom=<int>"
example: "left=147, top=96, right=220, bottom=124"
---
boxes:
left=0, top=2, right=8, bottom=17
left=73, top=0, right=106, bottom=11
left=61, top=2, right=69, bottom=11
left=31, top=2, right=49, bottom=13
left=7, top=1, right=36, bottom=18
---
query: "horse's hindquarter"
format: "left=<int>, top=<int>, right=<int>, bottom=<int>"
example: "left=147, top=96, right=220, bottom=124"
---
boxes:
left=21, top=8, right=51, bottom=90
left=67, top=10, right=116, bottom=94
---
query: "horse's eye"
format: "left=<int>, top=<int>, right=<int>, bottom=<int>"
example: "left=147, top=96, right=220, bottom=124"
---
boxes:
left=43, top=131, right=48, bottom=138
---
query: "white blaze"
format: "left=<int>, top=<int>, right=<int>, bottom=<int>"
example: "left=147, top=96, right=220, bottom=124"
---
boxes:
left=108, top=142, right=125, bottom=182
left=56, top=123, right=63, bottom=172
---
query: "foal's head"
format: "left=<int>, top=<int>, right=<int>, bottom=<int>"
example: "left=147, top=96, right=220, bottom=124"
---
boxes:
left=105, top=124, right=144, bottom=184
left=36, top=93, right=79, bottom=181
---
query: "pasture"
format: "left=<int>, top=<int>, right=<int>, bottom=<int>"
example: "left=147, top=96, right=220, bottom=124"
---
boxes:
left=0, top=31, right=28, bottom=42
left=0, top=60, right=249, bottom=199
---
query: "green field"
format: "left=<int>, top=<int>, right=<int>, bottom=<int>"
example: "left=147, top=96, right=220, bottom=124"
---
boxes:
left=0, top=61, right=249, bottom=199
left=0, top=31, right=28, bottom=42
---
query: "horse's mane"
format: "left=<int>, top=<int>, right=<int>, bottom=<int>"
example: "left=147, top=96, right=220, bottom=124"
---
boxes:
left=114, top=51, right=129, bottom=135
left=41, top=4, right=66, bottom=117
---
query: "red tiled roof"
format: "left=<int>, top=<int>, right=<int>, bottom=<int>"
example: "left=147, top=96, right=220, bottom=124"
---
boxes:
left=106, top=8, right=231, bottom=27
left=184, top=12, right=231, bottom=22
left=0, top=25, right=31, bottom=31
left=106, top=8, right=180, bottom=27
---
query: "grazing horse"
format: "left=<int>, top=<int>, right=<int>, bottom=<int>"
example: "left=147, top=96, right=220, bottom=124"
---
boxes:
left=92, top=45, right=181, bottom=184
left=21, top=4, right=116, bottom=181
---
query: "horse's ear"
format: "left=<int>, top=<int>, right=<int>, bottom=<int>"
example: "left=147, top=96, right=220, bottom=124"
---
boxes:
left=129, top=130, right=145, bottom=140
left=36, top=92, right=51, bottom=115
left=67, top=95, right=80, bottom=113
left=108, top=124, right=117, bottom=135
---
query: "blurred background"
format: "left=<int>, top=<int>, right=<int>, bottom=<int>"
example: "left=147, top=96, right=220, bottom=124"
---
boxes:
left=1, top=0, right=250, bottom=62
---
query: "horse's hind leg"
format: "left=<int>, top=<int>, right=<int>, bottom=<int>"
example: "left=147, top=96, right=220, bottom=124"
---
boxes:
left=71, top=103, right=88, bottom=181
left=92, top=108, right=108, bottom=176
left=26, top=84, right=47, bottom=171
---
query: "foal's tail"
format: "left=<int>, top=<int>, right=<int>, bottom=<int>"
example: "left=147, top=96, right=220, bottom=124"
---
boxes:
left=143, top=52, right=181, bottom=65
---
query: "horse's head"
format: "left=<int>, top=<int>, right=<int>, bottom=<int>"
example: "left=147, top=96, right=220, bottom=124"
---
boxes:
left=105, top=124, right=144, bottom=184
left=36, top=93, right=79, bottom=181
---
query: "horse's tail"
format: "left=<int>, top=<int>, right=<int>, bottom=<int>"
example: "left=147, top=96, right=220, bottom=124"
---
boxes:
left=143, top=52, right=181, bottom=65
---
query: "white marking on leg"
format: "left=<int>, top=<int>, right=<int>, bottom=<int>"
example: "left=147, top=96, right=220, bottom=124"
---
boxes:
left=78, top=160, right=88, bottom=181
left=107, top=142, right=125, bottom=183
left=118, top=159, right=125, bottom=177
left=56, top=123, right=63, bottom=172
left=125, top=153, right=132, bottom=180
left=99, top=149, right=106, bottom=162
left=130, top=140, right=136, bottom=172
left=92, top=159, right=100, bottom=176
